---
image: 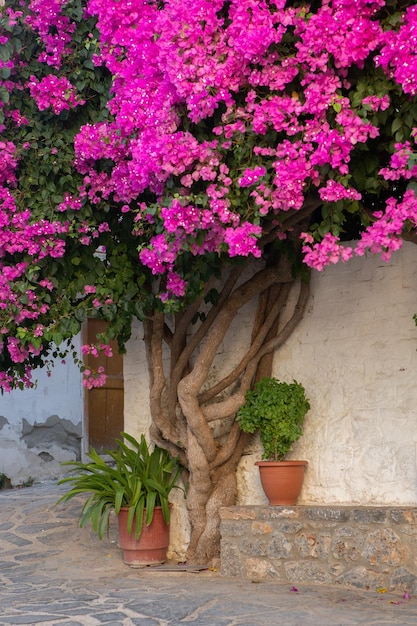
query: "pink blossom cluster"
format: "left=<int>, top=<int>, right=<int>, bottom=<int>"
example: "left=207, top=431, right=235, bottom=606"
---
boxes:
left=161, top=200, right=203, bottom=234
left=301, top=232, right=353, bottom=271
left=376, top=5, right=417, bottom=96
left=0, top=367, right=33, bottom=393
left=0, top=260, right=30, bottom=320
left=81, top=343, right=113, bottom=358
left=318, top=180, right=362, bottom=203
left=76, top=219, right=110, bottom=246
left=7, top=336, right=41, bottom=363
left=302, top=184, right=417, bottom=272
left=2, top=216, right=69, bottom=260
left=25, top=0, right=76, bottom=67
left=379, top=142, right=417, bottom=181
left=74, top=123, right=125, bottom=169
left=1, top=7, right=23, bottom=28
left=139, top=234, right=181, bottom=276
left=302, top=185, right=417, bottom=270
left=4, top=109, right=29, bottom=128
left=56, top=193, right=82, bottom=212
left=81, top=343, right=114, bottom=388
left=0, top=184, right=68, bottom=263
left=361, top=95, right=390, bottom=112
left=0, top=9, right=22, bottom=122
left=82, top=366, right=106, bottom=389
left=66, top=0, right=417, bottom=290
left=28, top=75, right=85, bottom=115
left=239, top=167, right=267, bottom=188
left=355, top=191, right=417, bottom=261
left=139, top=232, right=189, bottom=301
left=0, top=141, right=18, bottom=186
left=224, top=223, right=262, bottom=258
left=163, top=273, right=186, bottom=301
left=294, top=0, right=384, bottom=70
left=0, top=152, right=70, bottom=383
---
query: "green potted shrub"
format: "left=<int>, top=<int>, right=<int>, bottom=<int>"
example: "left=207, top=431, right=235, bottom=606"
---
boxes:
left=57, top=432, right=182, bottom=566
left=237, top=377, right=310, bottom=505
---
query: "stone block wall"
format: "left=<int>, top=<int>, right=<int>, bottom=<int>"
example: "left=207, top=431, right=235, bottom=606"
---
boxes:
left=220, top=505, right=417, bottom=593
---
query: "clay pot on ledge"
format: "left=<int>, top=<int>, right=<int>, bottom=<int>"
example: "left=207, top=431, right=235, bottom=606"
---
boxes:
left=255, top=460, right=308, bottom=505
left=236, top=378, right=311, bottom=506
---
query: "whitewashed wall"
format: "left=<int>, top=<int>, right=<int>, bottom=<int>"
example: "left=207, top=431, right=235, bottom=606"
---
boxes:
left=0, top=335, right=83, bottom=485
left=124, top=320, right=152, bottom=440
left=1, top=241, right=415, bottom=553
left=238, top=241, right=417, bottom=507
left=124, top=242, right=417, bottom=557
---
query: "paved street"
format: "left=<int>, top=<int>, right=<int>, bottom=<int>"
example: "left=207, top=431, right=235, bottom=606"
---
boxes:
left=0, top=483, right=416, bottom=625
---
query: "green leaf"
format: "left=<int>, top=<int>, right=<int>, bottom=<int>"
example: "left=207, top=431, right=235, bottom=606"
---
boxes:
left=75, top=308, right=86, bottom=322
left=391, top=118, right=403, bottom=133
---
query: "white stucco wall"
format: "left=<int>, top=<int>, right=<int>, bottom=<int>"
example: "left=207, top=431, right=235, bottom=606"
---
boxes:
left=0, top=335, right=83, bottom=485
left=123, top=319, right=152, bottom=440
left=123, top=242, right=417, bottom=557
left=5, top=241, right=413, bottom=550
left=239, top=241, right=417, bottom=506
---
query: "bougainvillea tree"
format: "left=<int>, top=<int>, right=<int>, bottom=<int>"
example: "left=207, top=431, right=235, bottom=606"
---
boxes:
left=1, top=0, right=417, bottom=562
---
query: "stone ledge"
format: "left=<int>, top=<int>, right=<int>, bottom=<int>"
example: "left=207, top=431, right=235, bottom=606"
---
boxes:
left=220, top=505, right=417, bottom=593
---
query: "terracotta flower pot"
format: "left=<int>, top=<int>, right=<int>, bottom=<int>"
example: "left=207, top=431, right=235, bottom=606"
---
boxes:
left=255, top=460, right=308, bottom=505
left=118, top=506, right=170, bottom=567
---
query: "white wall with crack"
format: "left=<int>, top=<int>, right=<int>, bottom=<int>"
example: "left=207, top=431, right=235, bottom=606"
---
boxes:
left=0, top=335, right=83, bottom=486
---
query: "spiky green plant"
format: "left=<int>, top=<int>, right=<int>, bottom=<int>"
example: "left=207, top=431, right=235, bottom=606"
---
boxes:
left=57, top=433, right=182, bottom=539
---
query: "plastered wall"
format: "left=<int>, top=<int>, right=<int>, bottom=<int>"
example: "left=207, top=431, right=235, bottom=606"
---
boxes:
left=124, top=242, right=417, bottom=557
left=238, top=241, right=417, bottom=507
left=1, top=242, right=415, bottom=555
left=0, top=335, right=83, bottom=486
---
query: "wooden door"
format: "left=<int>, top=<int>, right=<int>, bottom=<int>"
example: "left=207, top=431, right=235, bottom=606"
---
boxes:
left=85, top=319, right=124, bottom=453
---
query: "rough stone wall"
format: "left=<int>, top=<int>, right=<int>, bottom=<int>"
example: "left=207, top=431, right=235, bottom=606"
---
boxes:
left=0, top=336, right=83, bottom=486
left=238, top=241, right=417, bottom=508
left=123, top=242, right=417, bottom=559
left=220, top=505, right=417, bottom=593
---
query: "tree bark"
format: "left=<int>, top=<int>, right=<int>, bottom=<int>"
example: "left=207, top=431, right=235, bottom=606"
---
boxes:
left=144, top=250, right=311, bottom=563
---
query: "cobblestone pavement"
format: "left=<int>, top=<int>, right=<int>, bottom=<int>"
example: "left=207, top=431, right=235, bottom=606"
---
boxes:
left=1, top=483, right=417, bottom=625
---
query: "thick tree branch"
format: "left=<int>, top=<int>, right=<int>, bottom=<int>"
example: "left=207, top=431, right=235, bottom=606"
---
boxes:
left=144, top=314, right=184, bottom=447
left=199, top=281, right=292, bottom=405
left=256, top=279, right=310, bottom=360
left=209, top=422, right=249, bottom=470
left=403, top=232, right=417, bottom=245
left=174, top=267, right=241, bottom=376
left=260, top=197, right=322, bottom=247
left=176, top=261, right=293, bottom=458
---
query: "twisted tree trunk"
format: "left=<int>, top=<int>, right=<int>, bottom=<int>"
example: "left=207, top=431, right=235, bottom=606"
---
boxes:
left=143, top=247, right=311, bottom=563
